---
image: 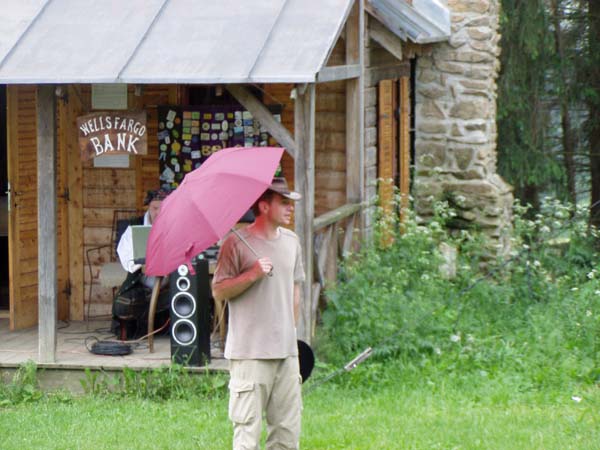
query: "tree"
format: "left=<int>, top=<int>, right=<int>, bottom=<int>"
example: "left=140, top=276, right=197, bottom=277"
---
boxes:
left=497, top=0, right=560, bottom=210
left=585, top=0, right=600, bottom=225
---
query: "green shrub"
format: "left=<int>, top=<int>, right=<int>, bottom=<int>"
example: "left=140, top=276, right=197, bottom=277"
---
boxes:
left=80, top=365, right=228, bottom=401
left=0, top=362, right=45, bottom=406
left=317, top=197, right=600, bottom=390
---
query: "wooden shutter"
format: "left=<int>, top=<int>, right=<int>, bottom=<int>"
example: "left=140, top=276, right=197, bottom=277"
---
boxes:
left=399, top=76, right=410, bottom=222
left=378, top=79, right=397, bottom=217
left=378, top=78, right=411, bottom=226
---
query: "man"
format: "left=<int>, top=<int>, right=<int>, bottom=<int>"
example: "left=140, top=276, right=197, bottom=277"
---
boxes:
left=112, top=188, right=171, bottom=339
left=212, top=177, right=305, bottom=450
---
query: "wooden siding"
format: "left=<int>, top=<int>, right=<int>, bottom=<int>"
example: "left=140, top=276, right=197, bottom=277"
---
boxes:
left=80, top=85, right=176, bottom=317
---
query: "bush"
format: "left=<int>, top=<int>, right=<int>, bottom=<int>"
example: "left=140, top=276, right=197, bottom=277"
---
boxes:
left=317, top=197, right=600, bottom=389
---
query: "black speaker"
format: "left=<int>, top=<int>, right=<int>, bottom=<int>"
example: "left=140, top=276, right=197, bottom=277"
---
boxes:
left=169, top=257, right=211, bottom=366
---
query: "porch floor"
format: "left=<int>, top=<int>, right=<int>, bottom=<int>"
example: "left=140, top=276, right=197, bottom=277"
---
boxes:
left=0, top=318, right=228, bottom=372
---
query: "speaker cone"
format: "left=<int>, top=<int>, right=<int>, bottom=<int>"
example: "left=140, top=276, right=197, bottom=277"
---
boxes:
left=176, top=276, right=191, bottom=291
left=171, top=292, right=196, bottom=319
left=172, top=319, right=197, bottom=346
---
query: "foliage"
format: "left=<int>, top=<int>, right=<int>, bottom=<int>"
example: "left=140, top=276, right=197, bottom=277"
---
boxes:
left=497, top=0, right=561, bottom=206
left=0, top=361, right=45, bottom=406
left=0, top=362, right=71, bottom=406
left=318, top=198, right=600, bottom=392
left=79, top=364, right=227, bottom=401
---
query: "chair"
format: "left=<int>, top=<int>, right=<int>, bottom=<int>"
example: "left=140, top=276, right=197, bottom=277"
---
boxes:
left=86, top=209, right=139, bottom=325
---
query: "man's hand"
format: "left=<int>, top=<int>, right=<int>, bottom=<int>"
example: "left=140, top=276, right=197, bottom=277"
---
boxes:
left=213, top=257, right=273, bottom=302
left=253, top=257, right=273, bottom=278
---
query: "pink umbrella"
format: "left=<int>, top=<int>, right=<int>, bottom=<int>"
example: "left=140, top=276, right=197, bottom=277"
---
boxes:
left=145, top=146, right=284, bottom=276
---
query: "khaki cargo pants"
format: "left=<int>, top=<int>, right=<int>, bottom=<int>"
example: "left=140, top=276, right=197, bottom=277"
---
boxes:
left=228, top=356, right=302, bottom=450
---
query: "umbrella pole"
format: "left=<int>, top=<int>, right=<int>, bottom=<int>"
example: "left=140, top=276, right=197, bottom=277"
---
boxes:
left=231, top=228, right=274, bottom=277
left=231, top=228, right=260, bottom=257
left=148, top=276, right=162, bottom=353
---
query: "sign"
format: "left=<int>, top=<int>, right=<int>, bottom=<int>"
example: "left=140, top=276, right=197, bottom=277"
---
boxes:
left=91, top=84, right=128, bottom=110
left=77, top=111, right=147, bottom=161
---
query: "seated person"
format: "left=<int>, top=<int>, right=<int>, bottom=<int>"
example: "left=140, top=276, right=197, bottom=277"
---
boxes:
left=111, top=188, right=172, bottom=339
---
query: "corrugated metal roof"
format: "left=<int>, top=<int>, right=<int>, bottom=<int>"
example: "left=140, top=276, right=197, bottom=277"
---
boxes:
left=368, top=0, right=450, bottom=44
left=0, top=0, right=354, bottom=84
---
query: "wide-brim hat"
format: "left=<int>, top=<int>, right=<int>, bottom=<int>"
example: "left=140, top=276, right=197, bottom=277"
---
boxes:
left=268, top=177, right=301, bottom=201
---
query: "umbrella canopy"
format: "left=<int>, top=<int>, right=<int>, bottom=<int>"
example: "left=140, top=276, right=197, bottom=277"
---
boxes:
left=145, top=146, right=284, bottom=276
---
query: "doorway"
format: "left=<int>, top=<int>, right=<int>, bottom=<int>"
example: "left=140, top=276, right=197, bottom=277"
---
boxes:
left=1, top=85, right=8, bottom=314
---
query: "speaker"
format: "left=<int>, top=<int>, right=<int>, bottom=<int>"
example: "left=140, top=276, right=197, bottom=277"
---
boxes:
left=169, top=257, right=211, bottom=366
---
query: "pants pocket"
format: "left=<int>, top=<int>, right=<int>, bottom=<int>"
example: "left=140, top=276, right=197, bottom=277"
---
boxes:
left=228, top=379, right=256, bottom=424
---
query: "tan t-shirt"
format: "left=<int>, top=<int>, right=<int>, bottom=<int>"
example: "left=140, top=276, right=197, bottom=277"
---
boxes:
left=213, top=226, right=305, bottom=360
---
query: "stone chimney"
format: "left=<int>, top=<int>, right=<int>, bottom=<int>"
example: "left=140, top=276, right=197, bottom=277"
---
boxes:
left=413, top=0, right=513, bottom=253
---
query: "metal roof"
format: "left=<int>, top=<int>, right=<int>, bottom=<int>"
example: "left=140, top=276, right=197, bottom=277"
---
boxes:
left=0, top=0, right=354, bottom=84
left=368, top=0, right=450, bottom=44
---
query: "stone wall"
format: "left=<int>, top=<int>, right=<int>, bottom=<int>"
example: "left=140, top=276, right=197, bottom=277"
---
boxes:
left=413, top=0, right=513, bottom=253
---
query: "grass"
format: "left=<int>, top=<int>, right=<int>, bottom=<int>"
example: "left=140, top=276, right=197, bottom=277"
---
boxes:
left=1, top=367, right=599, bottom=449
left=3, top=199, right=600, bottom=448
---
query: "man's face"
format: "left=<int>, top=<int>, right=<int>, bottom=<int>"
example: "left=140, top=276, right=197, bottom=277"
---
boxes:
left=261, top=193, right=294, bottom=226
left=148, top=199, right=162, bottom=223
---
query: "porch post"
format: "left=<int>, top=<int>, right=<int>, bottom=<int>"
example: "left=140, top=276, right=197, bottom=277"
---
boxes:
left=294, top=84, right=316, bottom=343
left=346, top=0, right=365, bottom=212
left=37, top=85, right=57, bottom=363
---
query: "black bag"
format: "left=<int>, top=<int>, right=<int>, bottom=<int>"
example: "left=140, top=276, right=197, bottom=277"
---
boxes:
left=112, top=270, right=150, bottom=321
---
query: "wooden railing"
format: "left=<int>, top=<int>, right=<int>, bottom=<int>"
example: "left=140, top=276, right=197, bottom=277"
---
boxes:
left=307, top=203, right=361, bottom=337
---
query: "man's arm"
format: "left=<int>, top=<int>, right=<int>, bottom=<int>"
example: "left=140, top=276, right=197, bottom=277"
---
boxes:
left=212, top=257, right=272, bottom=302
left=293, top=282, right=301, bottom=326
left=116, top=226, right=142, bottom=273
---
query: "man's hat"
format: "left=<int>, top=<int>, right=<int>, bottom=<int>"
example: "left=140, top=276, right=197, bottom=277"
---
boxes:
left=268, top=177, right=301, bottom=201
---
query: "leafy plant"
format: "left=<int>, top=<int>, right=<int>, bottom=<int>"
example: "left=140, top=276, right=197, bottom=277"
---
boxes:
left=318, top=197, right=600, bottom=391
left=0, top=361, right=44, bottom=406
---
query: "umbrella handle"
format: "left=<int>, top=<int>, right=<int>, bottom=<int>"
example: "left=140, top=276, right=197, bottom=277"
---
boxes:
left=231, top=228, right=273, bottom=277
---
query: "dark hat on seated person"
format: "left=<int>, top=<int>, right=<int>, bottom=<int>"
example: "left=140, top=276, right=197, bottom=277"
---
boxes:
left=268, top=177, right=301, bottom=201
left=144, top=188, right=172, bottom=205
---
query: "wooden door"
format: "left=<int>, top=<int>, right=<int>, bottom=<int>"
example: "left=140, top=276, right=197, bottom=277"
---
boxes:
left=7, top=86, right=39, bottom=329
left=7, top=86, right=69, bottom=330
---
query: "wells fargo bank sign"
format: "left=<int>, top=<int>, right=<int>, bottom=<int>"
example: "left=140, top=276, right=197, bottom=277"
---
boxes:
left=77, top=111, right=147, bottom=160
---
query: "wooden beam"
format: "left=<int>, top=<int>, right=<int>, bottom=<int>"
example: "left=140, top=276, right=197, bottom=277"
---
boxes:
left=37, top=85, right=57, bottom=363
left=226, top=85, right=297, bottom=157
left=294, top=83, right=315, bottom=343
left=316, top=64, right=362, bottom=83
left=368, top=16, right=403, bottom=61
left=346, top=0, right=365, bottom=206
left=313, top=203, right=361, bottom=231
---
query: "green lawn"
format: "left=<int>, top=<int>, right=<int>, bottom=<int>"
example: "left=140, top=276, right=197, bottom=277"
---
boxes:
left=1, top=377, right=598, bottom=449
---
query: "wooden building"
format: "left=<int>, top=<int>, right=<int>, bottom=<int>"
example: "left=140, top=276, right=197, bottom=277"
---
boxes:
left=0, top=0, right=475, bottom=363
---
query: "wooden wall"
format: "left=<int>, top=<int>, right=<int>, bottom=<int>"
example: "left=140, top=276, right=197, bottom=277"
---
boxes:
left=78, top=85, right=177, bottom=317
left=364, top=15, right=413, bottom=234
left=315, top=39, right=347, bottom=217
left=8, top=70, right=349, bottom=324
left=264, top=38, right=348, bottom=219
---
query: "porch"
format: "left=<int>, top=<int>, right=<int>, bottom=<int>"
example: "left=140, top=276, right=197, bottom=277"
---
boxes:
left=0, top=319, right=228, bottom=393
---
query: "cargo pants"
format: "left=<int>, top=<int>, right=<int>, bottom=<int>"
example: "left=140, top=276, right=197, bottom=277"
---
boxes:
left=228, top=356, right=302, bottom=450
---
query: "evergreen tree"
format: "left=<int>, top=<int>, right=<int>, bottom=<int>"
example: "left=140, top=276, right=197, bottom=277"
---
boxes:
left=497, top=0, right=559, bottom=210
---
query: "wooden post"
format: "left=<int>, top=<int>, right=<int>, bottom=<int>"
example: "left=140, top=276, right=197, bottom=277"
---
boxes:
left=37, top=85, right=57, bottom=363
left=346, top=0, right=365, bottom=225
left=147, top=276, right=162, bottom=353
left=294, top=83, right=316, bottom=343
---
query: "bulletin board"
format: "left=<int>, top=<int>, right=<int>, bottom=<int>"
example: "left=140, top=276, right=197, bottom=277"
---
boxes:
left=157, top=105, right=282, bottom=188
